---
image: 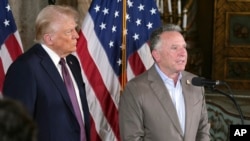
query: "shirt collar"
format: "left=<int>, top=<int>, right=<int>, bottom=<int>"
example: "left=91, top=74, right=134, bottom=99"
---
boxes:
left=41, top=44, right=61, bottom=65
left=154, top=64, right=182, bottom=83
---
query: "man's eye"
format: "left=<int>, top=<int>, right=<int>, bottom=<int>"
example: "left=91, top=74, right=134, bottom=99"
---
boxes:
left=171, top=46, right=177, bottom=50
left=65, top=29, right=73, bottom=35
left=67, top=30, right=72, bottom=33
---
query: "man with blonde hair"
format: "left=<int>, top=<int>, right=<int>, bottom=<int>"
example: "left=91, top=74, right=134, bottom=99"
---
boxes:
left=3, top=5, right=90, bottom=141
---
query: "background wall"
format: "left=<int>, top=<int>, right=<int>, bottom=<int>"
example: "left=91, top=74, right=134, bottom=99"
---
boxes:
left=9, top=0, right=91, bottom=51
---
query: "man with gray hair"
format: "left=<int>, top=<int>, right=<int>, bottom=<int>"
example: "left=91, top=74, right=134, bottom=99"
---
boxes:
left=119, top=24, right=210, bottom=141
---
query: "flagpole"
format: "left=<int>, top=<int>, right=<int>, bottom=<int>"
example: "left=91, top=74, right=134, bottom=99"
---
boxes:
left=121, top=0, right=127, bottom=92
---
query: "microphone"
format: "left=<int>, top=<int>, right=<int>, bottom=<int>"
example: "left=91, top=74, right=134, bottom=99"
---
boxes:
left=191, top=77, right=224, bottom=87
left=191, top=77, right=245, bottom=125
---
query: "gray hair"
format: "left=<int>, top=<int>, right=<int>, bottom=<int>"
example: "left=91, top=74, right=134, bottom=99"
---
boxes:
left=149, top=24, right=182, bottom=51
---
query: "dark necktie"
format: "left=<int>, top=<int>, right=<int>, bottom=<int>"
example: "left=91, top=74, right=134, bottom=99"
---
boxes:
left=60, top=58, right=87, bottom=141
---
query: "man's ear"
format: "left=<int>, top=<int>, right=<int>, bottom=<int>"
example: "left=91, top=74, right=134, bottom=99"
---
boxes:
left=43, top=34, right=53, bottom=45
left=152, top=49, right=160, bottom=61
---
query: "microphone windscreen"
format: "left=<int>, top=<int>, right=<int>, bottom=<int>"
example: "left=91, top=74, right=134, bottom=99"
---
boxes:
left=191, top=77, right=204, bottom=86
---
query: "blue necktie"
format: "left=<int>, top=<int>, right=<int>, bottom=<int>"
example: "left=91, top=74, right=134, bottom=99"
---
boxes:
left=60, top=58, right=87, bottom=141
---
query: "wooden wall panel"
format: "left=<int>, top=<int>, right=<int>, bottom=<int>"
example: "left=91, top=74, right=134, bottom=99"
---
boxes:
left=213, top=0, right=250, bottom=91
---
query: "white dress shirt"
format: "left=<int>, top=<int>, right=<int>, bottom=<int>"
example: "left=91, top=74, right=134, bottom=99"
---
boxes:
left=155, top=64, right=186, bottom=134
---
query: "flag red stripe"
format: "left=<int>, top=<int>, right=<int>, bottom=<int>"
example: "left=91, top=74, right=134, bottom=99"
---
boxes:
left=128, top=52, right=146, bottom=76
left=90, top=117, right=102, bottom=141
left=4, top=34, right=22, bottom=61
left=77, top=31, right=120, bottom=140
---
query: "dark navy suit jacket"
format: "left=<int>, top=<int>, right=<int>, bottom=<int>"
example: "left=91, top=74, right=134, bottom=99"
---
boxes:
left=3, top=44, right=90, bottom=141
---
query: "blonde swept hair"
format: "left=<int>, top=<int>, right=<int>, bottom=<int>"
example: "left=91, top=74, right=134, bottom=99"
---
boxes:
left=35, top=5, right=79, bottom=43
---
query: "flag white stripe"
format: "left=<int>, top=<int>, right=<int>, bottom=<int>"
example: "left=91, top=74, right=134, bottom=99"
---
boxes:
left=84, top=73, right=117, bottom=141
left=82, top=13, right=120, bottom=107
left=0, top=44, right=13, bottom=73
left=74, top=52, right=118, bottom=141
left=137, top=43, right=154, bottom=69
left=127, top=63, right=135, bottom=81
left=79, top=13, right=119, bottom=141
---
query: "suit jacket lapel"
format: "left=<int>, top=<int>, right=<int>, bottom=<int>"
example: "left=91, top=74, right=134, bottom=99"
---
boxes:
left=66, top=55, right=91, bottom=141
left=66, top=55, right=90, bottom=122
left=181, top=72, right=195, bottom=138
left=35, top=45, right=76, bottom=115
left=148, top=66, right=183, bottom=134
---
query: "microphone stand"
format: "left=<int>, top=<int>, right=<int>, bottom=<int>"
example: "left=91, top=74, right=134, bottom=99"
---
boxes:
left=208, top=85, right=244, bottom=125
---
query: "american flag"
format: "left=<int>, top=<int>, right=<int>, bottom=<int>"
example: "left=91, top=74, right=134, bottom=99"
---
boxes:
left=0, top=0, right=23, bottom=94
left=76, top=0, right=161, bottom=140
